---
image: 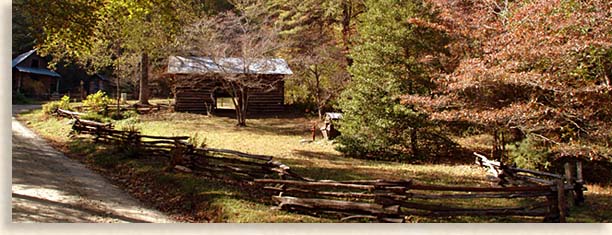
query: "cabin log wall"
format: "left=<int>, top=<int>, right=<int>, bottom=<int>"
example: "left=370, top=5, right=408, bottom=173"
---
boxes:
left=173, top=74, right=285, bottom=114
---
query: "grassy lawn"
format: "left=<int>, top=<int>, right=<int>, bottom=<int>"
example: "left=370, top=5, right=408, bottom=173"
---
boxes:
left=16, top=106, right=612, bottom=223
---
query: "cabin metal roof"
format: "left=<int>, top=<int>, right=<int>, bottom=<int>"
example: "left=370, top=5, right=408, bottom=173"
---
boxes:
left=12, top=49, right=62, bottom=78
left=167, top=56, right=293, bottom=75
left=325, top=112, right=343, bottom=120
left=14, top=66, right=61, bottom=77
left=11, top=50, right=36, bottom=67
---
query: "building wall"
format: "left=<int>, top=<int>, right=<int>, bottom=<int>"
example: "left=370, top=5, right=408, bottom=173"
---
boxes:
left=173, top=74, right=285, bottom=114
left=88, top=79, right=113, bottom=95
left=13, top=72, right=58, bottom=99
left=20, top=53, right=47, bottom=69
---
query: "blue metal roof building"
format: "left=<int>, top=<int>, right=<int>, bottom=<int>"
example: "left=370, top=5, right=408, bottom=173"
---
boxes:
left=12, top=49, right=63, bottom=99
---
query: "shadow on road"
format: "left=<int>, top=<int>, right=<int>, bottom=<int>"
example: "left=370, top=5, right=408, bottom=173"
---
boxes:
left=12, top=193, right=152, bottom=223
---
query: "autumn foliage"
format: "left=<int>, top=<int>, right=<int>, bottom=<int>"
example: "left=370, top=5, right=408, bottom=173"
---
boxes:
left=400, top=0, right=612, bottom=171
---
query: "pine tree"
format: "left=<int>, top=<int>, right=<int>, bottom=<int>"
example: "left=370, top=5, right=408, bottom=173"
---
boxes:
left=336, top=0, right=451, bottom=160
left=268, top=0, right=360, bottom=118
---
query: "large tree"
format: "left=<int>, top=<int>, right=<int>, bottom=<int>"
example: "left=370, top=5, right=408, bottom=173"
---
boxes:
left=176, top=0, right=283, bottom=126
left=336, top=0, right=452, bottom=160
left=21, top=0, right=101, bottom=60
left=270, top=0, right=352, bottom=119
left=25, top=0, right=200, bottom=105
left=404, top=0, right=612, bottom=169
left=12, top=0, right=39, bottom=55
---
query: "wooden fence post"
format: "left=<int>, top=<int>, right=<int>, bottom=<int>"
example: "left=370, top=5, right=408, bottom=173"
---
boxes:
left=556, top=180, right=567, bottom=223
left=94, top=126, right=101, bottom=142
left=544, top=192, right=559, bottom=222
left=564, top=162, right=575, bottom=208
left=135, top=133, right=141, bottom=151
left=185, top=142, right=194, bottom=168
left=574, top=161, right=585, bottom=205
left=169, top=139, right=184, bottom=171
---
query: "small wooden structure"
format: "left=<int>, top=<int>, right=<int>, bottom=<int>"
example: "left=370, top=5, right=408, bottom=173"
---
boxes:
left=321, top=112, right=343, bottom=140
left=87, top=74, right=115, bottom=96
left=166, top=56, right=292, bottom=114
left=12, top=49, right=62, bottom=99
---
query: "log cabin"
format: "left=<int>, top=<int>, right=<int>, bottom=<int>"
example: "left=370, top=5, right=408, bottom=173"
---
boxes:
left=166, top=56, right=292, bottom=115
left=12, top=50, right=62, bottom=99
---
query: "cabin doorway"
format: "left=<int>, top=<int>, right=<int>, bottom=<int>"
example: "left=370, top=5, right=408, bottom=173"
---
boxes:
left=210, top=87, right=238, bottom=117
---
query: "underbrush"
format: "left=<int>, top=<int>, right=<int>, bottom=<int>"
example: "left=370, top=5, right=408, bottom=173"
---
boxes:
left=12, top=92, right=34, bottom=104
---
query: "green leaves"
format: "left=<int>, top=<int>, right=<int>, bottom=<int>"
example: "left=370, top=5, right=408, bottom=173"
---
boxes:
left=335, top=0, right=451, bottom=160
left=22, top=0, right=103, bottom=67
left=83, top=91, right=114, bottom=113
left=27, top=0, right=209, bottom=80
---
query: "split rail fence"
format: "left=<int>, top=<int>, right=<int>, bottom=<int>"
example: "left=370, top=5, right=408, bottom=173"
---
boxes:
left=254, top=178, right=571, bottom=222
left=55, top=108, right=583, bottom=222
left=66, top=103, right=172, bottom=116
left=58, top=108, right=306, bottom=182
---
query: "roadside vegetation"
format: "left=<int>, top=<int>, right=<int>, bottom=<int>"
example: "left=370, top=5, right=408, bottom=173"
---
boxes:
left=17, top=103, right=612, bottom=222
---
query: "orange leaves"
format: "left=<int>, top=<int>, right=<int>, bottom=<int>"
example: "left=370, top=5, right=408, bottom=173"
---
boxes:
left=399, top=1, right=612, bottom=160
left=407, top=17, right=448, bottom=32
left=428, top=102, right=542, bottom=125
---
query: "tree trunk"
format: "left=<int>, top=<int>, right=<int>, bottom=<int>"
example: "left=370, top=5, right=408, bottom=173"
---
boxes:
left=138, top=52, right=150, bottom=105
left=240, top=88, right=247, bottom=126
left=232, top=85, right=247, bottom=127
left=116, top=77, right=120, bottom=117
left=410, top=128, right=419, bottom=157
left=314, top=67, right=323, bottom=120
left=341, top=0, right=353, bottom=67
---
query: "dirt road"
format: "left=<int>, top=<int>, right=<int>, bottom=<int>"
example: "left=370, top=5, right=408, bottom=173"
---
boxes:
left=11, top=105, right=175, bottom=223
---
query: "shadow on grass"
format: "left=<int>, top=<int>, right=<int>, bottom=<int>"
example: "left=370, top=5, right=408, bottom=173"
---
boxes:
left=289, top=149, right=490, bottom=184
left=209, top=110, right=316, bottom=137
left=288, top=163, right=493, bottom=185
left=136, top=109, right=319, bottom=139
left=569, top=193, right=612, bottom=222
left=56, top=138, right=285, bottom=222
left=291, top=149, right=345, bottom=161
left=244, top=121, right=313, bottom=137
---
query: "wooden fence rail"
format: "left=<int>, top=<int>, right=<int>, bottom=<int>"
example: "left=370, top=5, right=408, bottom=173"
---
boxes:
left=58, top=103, right=171, bottom=117
left=474, top=152, right=586, bottom=207
left=54, top=109, right=580, bottom=223
left=61, top=110, right=303, bottom=182
left=255, top=177, right=572, bottom=222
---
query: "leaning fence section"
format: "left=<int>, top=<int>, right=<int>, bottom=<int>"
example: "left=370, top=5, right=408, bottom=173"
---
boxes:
left=474, top=152, right=586, bottom=222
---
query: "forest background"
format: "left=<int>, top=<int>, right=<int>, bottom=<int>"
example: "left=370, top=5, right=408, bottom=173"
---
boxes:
left=12, top=0, right=612, bottom=184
